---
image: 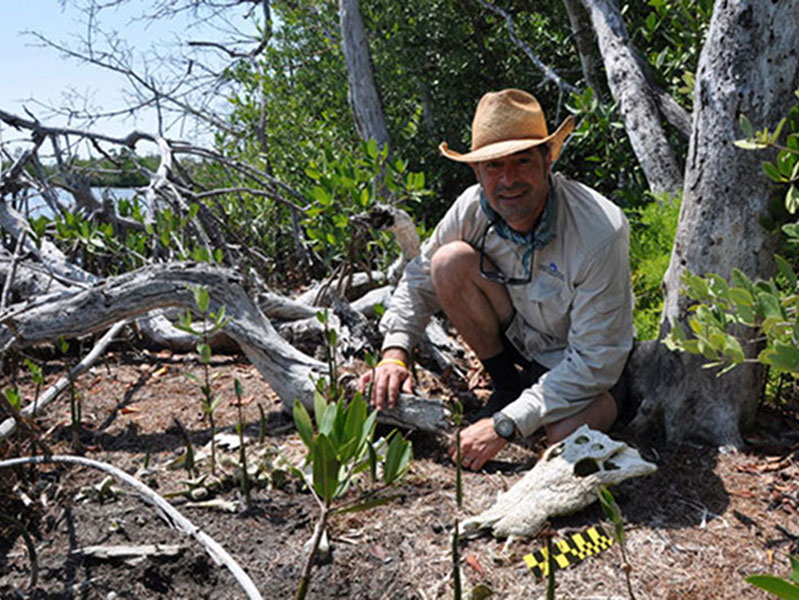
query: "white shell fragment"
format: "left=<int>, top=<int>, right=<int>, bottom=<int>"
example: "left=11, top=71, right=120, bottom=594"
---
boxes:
left=462, top=425, right=657, bottom=538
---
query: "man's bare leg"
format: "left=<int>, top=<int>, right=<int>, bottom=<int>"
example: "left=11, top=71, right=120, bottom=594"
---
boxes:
left=544, top=391, right=618, bottom=443
left=429, top=241, right=513, bottom=358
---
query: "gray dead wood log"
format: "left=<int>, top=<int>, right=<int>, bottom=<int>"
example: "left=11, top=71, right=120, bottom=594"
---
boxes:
left=0, top=455, right=263, bottom=600
left=0, top=262, right=449, bottom=432
left=581, top=0, right=683, bottom=196
left=462, top=426, right=656, bottom=539
left=631, top=1, right=799, bottom=448
left=339, top=0, right=390, bottom=149
left=72, top=544, right=184, bottom=560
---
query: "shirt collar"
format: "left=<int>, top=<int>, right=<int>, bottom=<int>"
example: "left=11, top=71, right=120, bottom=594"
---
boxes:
left=478, top=181, right=557, bottom=252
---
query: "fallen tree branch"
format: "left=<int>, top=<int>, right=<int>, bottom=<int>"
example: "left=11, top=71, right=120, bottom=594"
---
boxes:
left=0, top=454, right=263, bottom=600
left=0, top=262, right=450, bottom=433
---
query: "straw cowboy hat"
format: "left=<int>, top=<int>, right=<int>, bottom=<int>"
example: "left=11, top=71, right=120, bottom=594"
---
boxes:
left=439, top=89, right=575, bottom=163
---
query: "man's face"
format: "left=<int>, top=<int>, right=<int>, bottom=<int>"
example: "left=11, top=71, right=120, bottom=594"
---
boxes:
left=471, top=147, right=550, bottom=234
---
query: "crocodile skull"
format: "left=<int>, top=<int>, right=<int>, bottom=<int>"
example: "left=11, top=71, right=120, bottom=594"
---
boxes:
left=462, top=425, right=656, bottom=539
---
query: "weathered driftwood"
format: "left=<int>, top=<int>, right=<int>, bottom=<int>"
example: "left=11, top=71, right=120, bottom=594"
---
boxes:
left=462, top=426, right=656, bottom=539
left=0, top=262, right=449, bottom=432
left=0, top=455, right=263, bottom=600
left=0, top=258, right=70, bottom=299
left=72, top=544, right=184, bottom=560
left=136, top=307, right=238, bottom=353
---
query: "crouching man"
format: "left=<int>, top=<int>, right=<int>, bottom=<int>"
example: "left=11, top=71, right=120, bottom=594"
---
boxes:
left=358, top=89, right=634, bottom=471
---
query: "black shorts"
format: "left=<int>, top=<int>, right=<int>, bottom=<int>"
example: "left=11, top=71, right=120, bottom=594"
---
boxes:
left=501, top=332, right=637, bottom=426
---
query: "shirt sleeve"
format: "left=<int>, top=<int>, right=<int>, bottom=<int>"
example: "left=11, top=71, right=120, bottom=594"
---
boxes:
left=379, top=188, right=481, bottom=353
left=501, top=225, right=634, bottom=438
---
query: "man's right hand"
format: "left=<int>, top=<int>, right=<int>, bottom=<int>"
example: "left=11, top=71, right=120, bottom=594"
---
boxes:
left=357, top=350, right=413, bottom=410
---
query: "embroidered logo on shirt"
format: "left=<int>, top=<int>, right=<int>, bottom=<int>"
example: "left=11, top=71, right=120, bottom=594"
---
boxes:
left=539, top=262, right=565, bottom=281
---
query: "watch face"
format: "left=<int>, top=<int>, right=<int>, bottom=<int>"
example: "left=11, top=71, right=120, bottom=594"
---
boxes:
left=494, top=413, right=515, bottom=439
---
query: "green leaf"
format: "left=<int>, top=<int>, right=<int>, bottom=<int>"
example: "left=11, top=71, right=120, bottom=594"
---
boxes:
left=359, top=406, right=378, bottom=452
left=293, top=400, right=315, bottom=450
left=757, top=291, right=784, bottom=319
left=786, top=184, right=799, bottom=214
left=725, top=336, right=745, bottom=363
left=194, top=286, right=210, bottom=314
left=341, top=396, right=367, bottom=462
left=173, top=322, right=201, bottom=336
left=313, top=390, right=328, bottom=425
left=790, top=555, right=799, bottom=584
left=198, top=342, right=212, bottom=364
left=312, top=434, right=340, bottom=502
left=4, top=387, right=20, bottom=410
left=730, top=287, right=755, bottom=307
left=760, top=344, right=799, bottom=375
left=775, top=255, right=798, bottom=290
left=383, top=431, right=411, bottom=485
left=311, top=186, right=331, bottom=207
left=731, top=268, right=753, bottom=291
left=319, top=399, right=338, bottom=437
left=330, top=397, right=347, bottom=449
left=366, top=138, right=378, bottom=160
left=740, top=114, right=754, bottom=139
left=708, top=273, right=730, bottom=300
left=734, top=139, right=768, bottom=150
left=745, top=575, right=799, bottom=599
left=764, top=161, right=784, bottom=182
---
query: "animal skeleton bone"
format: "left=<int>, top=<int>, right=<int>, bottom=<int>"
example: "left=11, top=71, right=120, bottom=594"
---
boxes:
left=462, top=425, right=656, bottom=539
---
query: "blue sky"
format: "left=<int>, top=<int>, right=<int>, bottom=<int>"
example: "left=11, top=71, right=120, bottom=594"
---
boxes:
left=0, top=1, right=253, bottom=150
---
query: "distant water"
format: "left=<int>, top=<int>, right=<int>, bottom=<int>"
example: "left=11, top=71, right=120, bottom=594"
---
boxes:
left=14, top=187, right=140, bottom=220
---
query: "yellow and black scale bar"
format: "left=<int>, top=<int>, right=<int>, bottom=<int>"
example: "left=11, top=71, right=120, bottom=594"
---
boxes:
left=523, top=526, right=614, bottom=579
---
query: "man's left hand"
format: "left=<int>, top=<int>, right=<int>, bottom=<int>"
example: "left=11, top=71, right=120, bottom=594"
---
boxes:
left=449, top=418, right=507, bottom=471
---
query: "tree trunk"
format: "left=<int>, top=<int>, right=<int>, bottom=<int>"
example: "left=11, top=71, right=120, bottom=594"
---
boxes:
left=581, top=0, right=683, bottom=196
left=339, top=0, right=390, bottom=149
left=561, top=0, right=602, bottom=96
left=631, top=0, right=799, bottom=447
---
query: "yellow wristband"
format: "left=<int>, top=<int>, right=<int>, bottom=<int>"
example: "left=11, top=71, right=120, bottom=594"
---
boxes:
left=376, top=358, right=408, bottom=370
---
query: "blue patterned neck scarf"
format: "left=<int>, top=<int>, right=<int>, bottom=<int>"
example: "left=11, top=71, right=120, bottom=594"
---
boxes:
left=478, top=182, right=557, bottom=268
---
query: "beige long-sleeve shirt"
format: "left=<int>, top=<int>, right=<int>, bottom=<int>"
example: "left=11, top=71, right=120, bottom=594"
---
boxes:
left=379, top=173, right=634, bottom=438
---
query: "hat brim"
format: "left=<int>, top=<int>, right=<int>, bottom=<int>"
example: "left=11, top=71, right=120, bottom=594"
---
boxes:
left=440, top=115, right=575, bottom=163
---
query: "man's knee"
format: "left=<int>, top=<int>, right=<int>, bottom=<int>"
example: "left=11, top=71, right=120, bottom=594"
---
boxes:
left=430, top=241, right=479, bottom=295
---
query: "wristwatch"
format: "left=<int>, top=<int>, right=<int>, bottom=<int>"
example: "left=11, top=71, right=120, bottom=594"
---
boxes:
left=492, top=411, right=517, bottom=441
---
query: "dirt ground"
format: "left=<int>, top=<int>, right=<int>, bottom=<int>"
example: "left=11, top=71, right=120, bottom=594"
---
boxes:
left=1, top=348, right=798, bottom=600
